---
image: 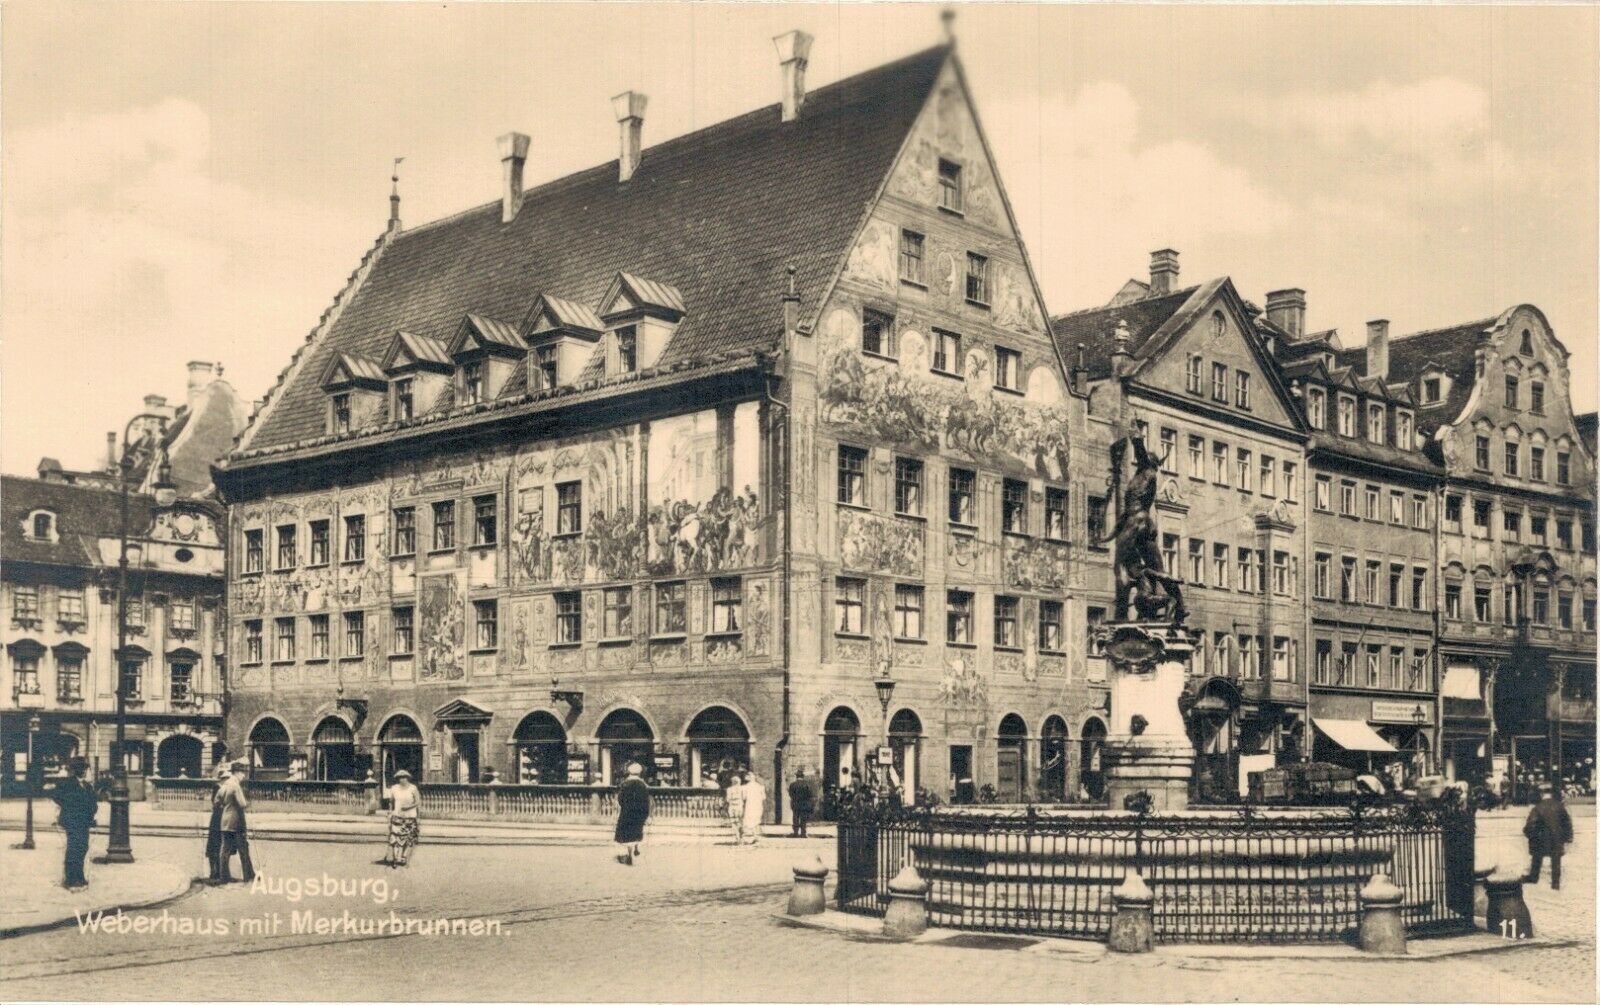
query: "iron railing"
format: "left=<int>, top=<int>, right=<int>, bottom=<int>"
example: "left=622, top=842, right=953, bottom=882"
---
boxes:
left=837, top=798, right=1475, bottom=944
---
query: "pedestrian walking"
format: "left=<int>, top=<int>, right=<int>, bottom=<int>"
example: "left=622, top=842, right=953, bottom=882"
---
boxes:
left=614, top=761, right=650, bottom=866
left=716, top=757, right=738, bottom=791
left=724, top=772, right=747, bottom=844
left=385, top=769, right=421, bottom=868
left=1523, top=782, right=1574, bottom=890
left=204, top=762, right=229, bottom=883
left=217, top=760, right=255, bottom=883
left=50, top=758, right=97, bottom=890
left=741, top=772, right=766, bottom=846
left=788, top=769, right=815, bottom=838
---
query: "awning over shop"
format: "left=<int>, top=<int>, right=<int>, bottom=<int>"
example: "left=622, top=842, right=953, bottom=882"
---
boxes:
left=1314, top=718, right=1397, bottom=753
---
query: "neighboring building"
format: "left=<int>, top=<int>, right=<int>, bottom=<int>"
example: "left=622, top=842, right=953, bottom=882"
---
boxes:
left=213, top=37, right=1107, bottom=813
left=1052, top=252, right=1311, bottom=802
left=1336, top=309, right=1597, bottom=791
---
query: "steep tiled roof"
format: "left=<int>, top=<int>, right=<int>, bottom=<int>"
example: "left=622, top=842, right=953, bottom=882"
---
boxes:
left=245, top=45, right=951, bottom=452
left=1336, top=318, right=1493, bottom=427
left=1047, top=287, right=1198, bottom=380
left=458, top=313, right=524, bottom=353
left=534, top=294, right=605, bottom=334
left=606, top=272, right=687, bottom=318
left=1306, top=432, right=1445, bottom=479
left=1577, top=412, right=1597, bottom=457
left=1, top=475, right=154, bottom=570
left=384, top=331, right=453, bottom=371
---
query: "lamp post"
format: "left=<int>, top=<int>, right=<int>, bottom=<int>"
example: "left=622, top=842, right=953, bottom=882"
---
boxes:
left=16, top=713, right=40, bottom=850
left=104, top=413, right=176, bottom=865
left=1412, top=705, right=1428, bottom=779
left=874, top=675, right=896, bottom=788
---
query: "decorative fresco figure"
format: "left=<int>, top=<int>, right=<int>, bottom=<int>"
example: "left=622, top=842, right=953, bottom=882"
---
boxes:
left=870, top=583, right=894, bottom=680
left=1103, top=429, right=1186, bottom=624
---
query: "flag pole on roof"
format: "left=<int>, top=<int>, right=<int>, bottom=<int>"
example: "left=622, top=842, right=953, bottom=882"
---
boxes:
left=941, top=7, right=957, bottom=46
left=389, top=157, right=404, bottom=231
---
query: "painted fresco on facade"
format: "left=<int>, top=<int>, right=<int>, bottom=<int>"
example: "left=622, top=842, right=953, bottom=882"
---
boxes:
left=1003, top=536, right=1078, bottom=593
left=747, top=578, right=771, bottom=657
left=837, top=507, right=922, bottom=577
left=939, top=651, right=988, bottom=708
left=418, top=574, right=464, bottom=682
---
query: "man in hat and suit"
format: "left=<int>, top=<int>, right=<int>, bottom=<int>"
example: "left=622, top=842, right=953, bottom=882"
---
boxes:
left=614, top=762, right=650, bottom=866
left=50, top=758, right=97, bottom=890
left=1524, top=781, right=1574, bottom=890
left=204, top=762, right=230, bottom=883
left=217, top=760, right=255, bottom=882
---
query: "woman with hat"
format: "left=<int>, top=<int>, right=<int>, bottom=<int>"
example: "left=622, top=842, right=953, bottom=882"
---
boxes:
left=614, top=761, right=651, bottom=865
left=385, top=768, right=421, bottom=867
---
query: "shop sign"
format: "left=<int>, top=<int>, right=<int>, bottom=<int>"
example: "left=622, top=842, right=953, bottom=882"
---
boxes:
left=651, top=754, right=679, bottom=785
left=875, top=746, right=893, bottom=766
left=1371, top=700, right=1432, bottom=725
left=566, top=752, right=591, bottom=784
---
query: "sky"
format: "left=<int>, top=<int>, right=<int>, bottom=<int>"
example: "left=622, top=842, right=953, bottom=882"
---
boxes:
left=3, top=2, right=1595, bottom=476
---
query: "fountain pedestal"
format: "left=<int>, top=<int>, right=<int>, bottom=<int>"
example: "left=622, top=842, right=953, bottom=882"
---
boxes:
left=1100, top=623, right=1196, bottom=812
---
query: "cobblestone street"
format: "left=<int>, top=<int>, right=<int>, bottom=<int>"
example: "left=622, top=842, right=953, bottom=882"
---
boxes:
left=0, top=806, right=1592, bottom=1002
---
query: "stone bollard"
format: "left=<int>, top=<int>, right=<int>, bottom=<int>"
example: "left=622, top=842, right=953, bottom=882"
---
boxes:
left=787, top=855, right=830, bottom=916
left=1358, top=873, right=1407, bottom=954
left=882, top=864, right=929, bottom=940
left=1484, top=867, right=1534, bottom=941
left=1107, top=872, right=1154, bottom=953
left=1473, top=863, right=1495, bottom=919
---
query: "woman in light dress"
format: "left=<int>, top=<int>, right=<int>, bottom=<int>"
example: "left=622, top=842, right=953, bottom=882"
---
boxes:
left=385, top=769, right=421, bottom=867
left=741, top=772, right=766, bottom=846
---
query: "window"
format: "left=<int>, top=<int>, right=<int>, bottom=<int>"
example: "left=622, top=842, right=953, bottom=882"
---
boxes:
left=1557, top=451, right=1571, bottom=485
left=1530, top=447, right=1546, bottom=482
left=1531, top=513, right=1548, bottom=545
left=343, top=611, right=365, bottom=657
left=1313, top=553, right=1331, bottom=598
left=1444, top=495, right=1463, bottom=532
left=1087, top=607, right=1107, bottom=658
left=1188, top=539, right=1205, bottom=585
left=1504, top=442, right=1519, bottom=477
left=309, top=519, right=330, bottom=565
left=1390, top=490, right=1405, bottom=526
left=862, top=309, right=895, bottom=357
left=169, top=661, right=193, bottom=702
left=432, top=500, right=456, bottom=550
left=533, top=346, right=558, bottom=391
left=1412, top=495, right=1428, bottom=530
left=474, top=600, right=499, bottom=649
left=893, top=584, right=924, bottom=640
left=1388, top=648, right=1404, bottom=690
left=1529, top=381, right=1545, bottom=414
left=602, top=588, right=632, bottom=639
left=1504, top=375, right=1519, bottom=409
left=1314, top=475, right=1331, bottom=511
left=1273, top=637, right=1291, bottom=681
left=1259, top=455, right=1276, bottom=498
left=894, top=457, right=923, bottom=516
left=344, top=515, right=366, bottom=561
left=1036, top=601, right=1062, bottom=656
left=965, top=253, right=989, bottom=304
left=617, top=326, right=638, bottom=374
left=1211, top=362, right=1228, bottom=402
left=1002, top=479, right=1028, bottom=535
left=1520, top=329, right=1534, bottom=355
left=1045, top=488, right=1067, bottom=541
left=119, top=659, right=142, bottom=700
left=1411, top=568, right=1427, bottom=610
left=28, top=512, right=53, bottom=540
left=1315, top=641, right=1332, bottom=685
left=711, top=579, right=743, bottom=634
left=1475, top=585, right=1492, bottom=623
left=1585, top=597, right=1596, bottom=632
left=556, top=482, right=582, bottom=535
left=898, top=229, right=925, bottom=285
left=655, top=583, right=687, bottom=635
left=1337, top=396, right=1355, bottom=437
left=1086, top=496, right=1108, bottom=543
left=244, top=620, right=263, bottom=663
left=331, top=393, right=351, bottom=434
left=1163, top=534, right=1180, bottom=575
left=1216, top=633, right=1234, bottom=676
left=994, top=346, right=1021, bottom=390
left=1235, top=371, right=1251, bottom=410
left=837, top=446, right=867, bottom=506
left=389, top=604, right=439, bottom=668
left=946, top=591, right=973, bottom=645
left=1214, top=544, right=1230, bottom=589
left=949, top=467, right=975, bottom=526
left=938, top=158, right=963, bottom=211
left=1586, top=521, right=1596, bottom=552
left=1475, top=435, right=1491, bottom=471
left=834, top=579, right=865, bottom=635
left=555, top=592, right=583, bottom=643
left=1423, top=377, right=1441, bottom=403
left=11, top=652, right=39, bottom=696
left=393, top=378, right=414, bottom=421
left=10, top=585, right=39, bottom=622
left=244, top=529, right=264, bottom=574
left=473, top=496, right=497, bottom=546
left=170, top=598, right=195, bottom=632
left=1411, top=650, right=1428, bottom=691
left=58, top=588, right=85, bottom=623
left=1338, top=644, right=1357, bottom=686
left=1340, top=557, right=1357, bottom=603
left=1533, top=589, right=1550, bottom=625
left=56, top=654, right=82, bottom=701
left=309, top=614, right=330, bottom=659
left=276, top=525, right=297, bottom=569
left=1186, top=355, right=1203, bottom=395
left=1396, top=411, right=1413, bottom=447
left=1212, top=442, right=1229, bottom=485
left=1237, top=547, right=1257, bottom=594
left=1473, top=499, right=1491, bottom=536
left=1339, top=480, right=1356, bottom=516
left=1282, top=462, right=1298, bottom=500
left=1504, top=586, right=1518, bottom=625
left=931, top=329, right=961, bottom=375
left=392, top=508, right=416, bottom=556
left=1273, top=551, right=1290, bottom=596
left=1445, top=583, right=1462, bottom=619
left=463, top=361, right=485, bottom=404
left=1307, top=388, right=1326, bottom=428
left=1367, top=403, right=1385, bottom=445
left=126, top=593, right=145, bottom=628
left=1188, top=436, right=1205, bottom=479
left=1236, top=448, right=1253, bottom=491
left=1366, top=647, right=1381, bottom=688
left=1504, top=509, right=1521, bottom=541
left=994, top=595, right=1019, bottom=648
left=274, top=617, right=296, bottom=662
left=1240, top=635, right=1260, bottom=680
left=1364, top=485, right=1381, bottom=521
left=1558, top=591, right=1573, bottom=629
left=1558, top=518, right=1574, bottom=550
left=1384, top=563, right=1402, bottom=608
left=1362, top=560, right=1379, bottom=604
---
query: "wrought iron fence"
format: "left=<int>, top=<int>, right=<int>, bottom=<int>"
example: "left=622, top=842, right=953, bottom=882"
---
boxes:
left=836, top=798, right=1475, bottom=944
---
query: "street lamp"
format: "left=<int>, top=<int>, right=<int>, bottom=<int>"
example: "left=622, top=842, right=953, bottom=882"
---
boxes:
left=103, top=413, right=175, bottom=865
left=15, top=713, right=40, bottom=850
left=874, top=675, right=896, bottom=775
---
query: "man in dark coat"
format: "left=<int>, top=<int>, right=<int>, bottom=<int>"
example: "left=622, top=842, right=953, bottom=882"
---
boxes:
left=614, top=761, right=650, bottom=866
left=788, top=768, right=816, bottom=838
left=204, top=762, right=230, bottom=883
left=217, top=761, right=255, bottom=883
left=1524, top=783, right=1574, bottom=890
left=50, top=758, right=97, bottom=889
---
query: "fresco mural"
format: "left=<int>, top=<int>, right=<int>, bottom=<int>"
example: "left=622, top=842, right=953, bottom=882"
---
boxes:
left=747, top=579, right=771, bottom=657
left=418, top=574, right=464, bottom=682
left=870, top=580, right=894, bottom=678
left=939, top=651, right=988, bottom=708
left=837, top=508, right=922, bottom=577
left=1003, top=536, right=1078, bottom=593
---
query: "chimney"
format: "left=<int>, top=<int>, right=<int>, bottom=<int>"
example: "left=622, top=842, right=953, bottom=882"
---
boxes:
left=773, top=30, right=814, bottom=123
left=1149, top=249, right=1179, bottom=296
left=1111, top=320, right=1133, bottom=377
left=611, top=91, right=647, bottom=183
left=782, top=266, right=801, bottom=340
left=498, top=132, right=531, bottom=223
left=1366, top=319, right=1390, bottom=381
left=187, top=361, right=216, bottom=406
left=143, top=394, right=173, bottom=420
left=106, top=432, right=117, bottom=471
left=1264, top=289, right=1306, bottom=340
left=1073, top=343, right=1087, bottom=394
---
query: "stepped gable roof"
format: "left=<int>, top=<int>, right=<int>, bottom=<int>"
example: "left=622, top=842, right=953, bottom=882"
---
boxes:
left=1, top=475, right=155, bottom=570
left=1336, top=317, right=1494, bottom=426
left=244, top=44, right=952, bottom=453
left=1047, top=286, right=1199, bottom=380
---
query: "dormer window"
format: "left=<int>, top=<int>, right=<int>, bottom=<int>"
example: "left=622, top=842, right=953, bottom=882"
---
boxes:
left=616, top=327, right=637, bottom=374
left=394, top=378, right=414, bottom=421
left=534, top=346, right=558, bottom=391
left=1396, top=410, right=1413, bottom=448
left=1307, top=387, right=1326, bottom=429
left=1423, top=377, right=1441, bottom=404
left=1337, top=395, right=1355, bottom=437
left=382, top=331, right=452, bottom=422
left=25, top=511, right=56, bottom=542
left=331, top=393, right=351, bottom=434
left=319, top=352, right=386, bottom=434
left=463, top=361, right=485, bottom=404
left=1366, top=402, right=1384, bottom=445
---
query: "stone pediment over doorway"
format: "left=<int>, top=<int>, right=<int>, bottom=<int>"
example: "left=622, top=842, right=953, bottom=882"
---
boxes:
left=433, top=698, right=494, bottom=726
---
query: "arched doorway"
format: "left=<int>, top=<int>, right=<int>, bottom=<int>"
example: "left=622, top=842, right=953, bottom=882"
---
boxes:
left=1040, top=716, right=1069, bottom=802
left=997, top=713, right=1028, bottom=802
left=377, top=715, right=424, bottom=784
left=685, top=706, right=751, bottom=786
left=513, top=711, right=568, bottom=784
left=1190, top=678, right=1241, bottom=803
left=311, top=716, right=358, bottom=781
left=247, top=717, right=293, bottom=780
left=596, top=709, right=654, bottom=785
left=157, top=734, right=204, bottom=779
left=821, top=706, right=860, bottom=792
left=888, top=709, right=922, bottom=802
left=1080, top=717, right=1108, bottom=801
